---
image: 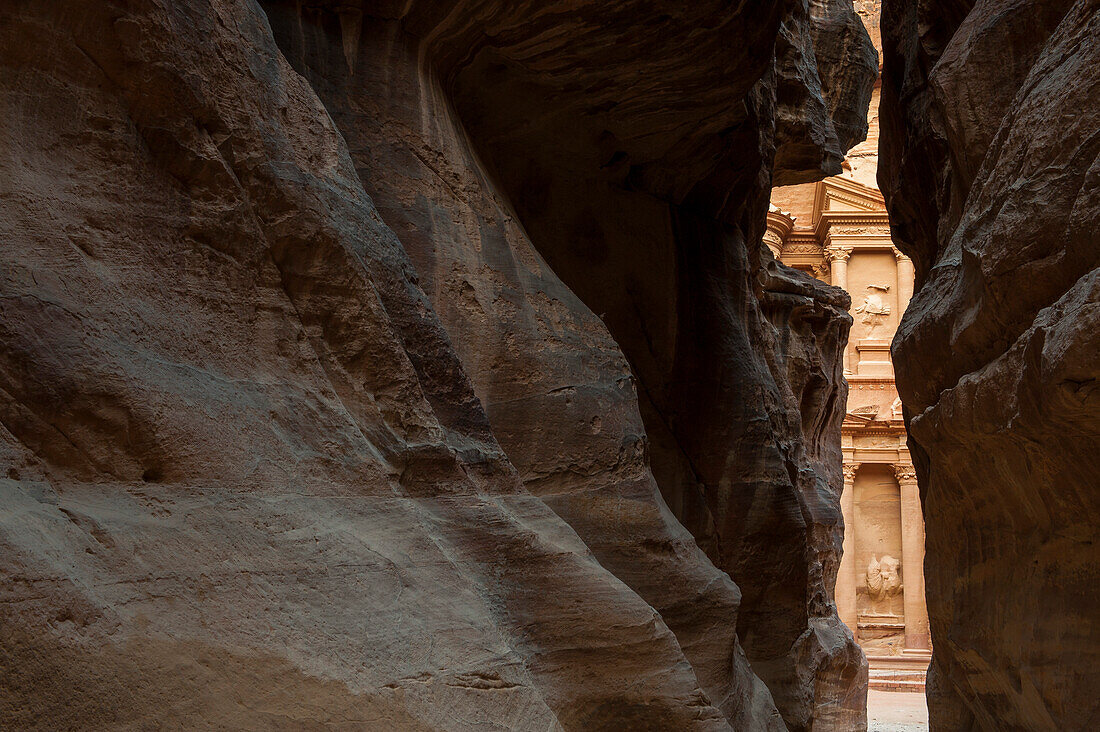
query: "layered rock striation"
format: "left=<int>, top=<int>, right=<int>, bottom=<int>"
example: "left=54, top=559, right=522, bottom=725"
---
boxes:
left=1, top=1, right=873, bottom=729
left=879, top=1, right=1100, bottom=729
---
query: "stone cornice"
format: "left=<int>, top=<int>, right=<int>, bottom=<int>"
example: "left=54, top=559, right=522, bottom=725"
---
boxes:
left=841, top=424, right=907, bottom=436
left=818, top=211, right=890, bottom=225
left=842, top=449, right=912, bottom=463
left=841, top=415, right=906, bottom=429
left=815, top=211, right=892, bottom=242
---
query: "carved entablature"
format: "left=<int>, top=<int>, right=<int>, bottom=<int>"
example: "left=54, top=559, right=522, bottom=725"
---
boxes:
left=831, top=225, right=892, bottom=237
left=784, top=242, right=824, bottom=255
left=776, top=231, right=824, bottom=272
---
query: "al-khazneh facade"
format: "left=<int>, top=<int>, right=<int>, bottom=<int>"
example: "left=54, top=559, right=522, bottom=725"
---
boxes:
left=768, top=59, right=931, bottom=687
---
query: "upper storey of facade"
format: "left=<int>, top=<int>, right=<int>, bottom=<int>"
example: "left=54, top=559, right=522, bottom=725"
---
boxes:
left=766, top=42, right=911, bottom=450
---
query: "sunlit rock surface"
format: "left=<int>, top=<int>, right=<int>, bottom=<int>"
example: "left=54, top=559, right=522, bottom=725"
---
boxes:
left=879, top=1, right=1100, bottom=728
left=1, top=1, right=874, bottom=728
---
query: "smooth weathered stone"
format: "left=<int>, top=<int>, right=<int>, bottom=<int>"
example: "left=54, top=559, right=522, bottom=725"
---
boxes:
left=0, top=0, right=877, bottom=729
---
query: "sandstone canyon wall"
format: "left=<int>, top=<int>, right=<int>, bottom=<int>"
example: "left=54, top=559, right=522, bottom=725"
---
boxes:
left=879, top=0, right=1100, bottom=729
left=1, top=1, right=874, bottom=729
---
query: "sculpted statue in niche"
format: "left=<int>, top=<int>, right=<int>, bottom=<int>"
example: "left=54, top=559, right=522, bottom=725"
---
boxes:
left=857, top=553, right=906, bottom=654
left=854, top=284, right=891, bottom=337
left=859, top=554, right=905, bottom=651
left=864, top=554, right=902, bottom=605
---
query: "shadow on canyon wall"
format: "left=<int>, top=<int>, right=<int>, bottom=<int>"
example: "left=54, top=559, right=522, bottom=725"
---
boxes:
left=1, top=0, right=1096, bottom=730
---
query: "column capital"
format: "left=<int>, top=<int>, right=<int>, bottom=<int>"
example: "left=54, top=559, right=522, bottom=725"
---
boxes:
left=894, top=463, right=918, bottom=484
left=825, top=245, right=853, bottom=263
left=842, top=462, right=861, bottom=482
left=892, top=246, right=911, bottom=263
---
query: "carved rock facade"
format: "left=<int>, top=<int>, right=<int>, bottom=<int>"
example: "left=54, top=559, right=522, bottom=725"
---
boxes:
left=768, top=164, right=930, bottom=686
left=879, top=0, right=1100, bottom=728
left=0, top=1, right=875, bottom=729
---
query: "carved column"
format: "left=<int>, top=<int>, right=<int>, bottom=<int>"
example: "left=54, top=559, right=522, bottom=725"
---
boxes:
left=837, top=462, right=860, bottom=637
left=825, top=245, right=853, bottom=291
left=762, top=229, right=783, bottom=259
left=826, top=245, right=854, bottom=373
left=893, top=247, right=915, bottom=314
left=896, top=463, right=930, bottom=649
left=765, top=207, right=793, bottom=260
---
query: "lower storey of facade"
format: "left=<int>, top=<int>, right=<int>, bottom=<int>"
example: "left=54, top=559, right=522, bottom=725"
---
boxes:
left=839, top=414, right=931, bottom=688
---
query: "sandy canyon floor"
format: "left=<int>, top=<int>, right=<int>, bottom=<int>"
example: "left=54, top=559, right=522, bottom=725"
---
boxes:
left=868, top=690, right=928, bottom=732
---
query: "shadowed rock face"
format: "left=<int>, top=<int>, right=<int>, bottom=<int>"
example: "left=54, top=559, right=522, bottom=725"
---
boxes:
left=418, top=1, right=873, bottom=725
left=879, top=1, right=1100, bottom=729
left=1, top=0, right=873, bottom=729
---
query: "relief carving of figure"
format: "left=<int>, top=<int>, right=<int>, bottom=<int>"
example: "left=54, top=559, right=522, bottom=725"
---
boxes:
left=865, top=554, right=902, bottom=602
left=854, top=284, right=891, bottom=337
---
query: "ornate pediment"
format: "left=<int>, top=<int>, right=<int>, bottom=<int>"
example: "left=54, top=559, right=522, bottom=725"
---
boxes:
left=819, top=176, right=886, bottom=211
